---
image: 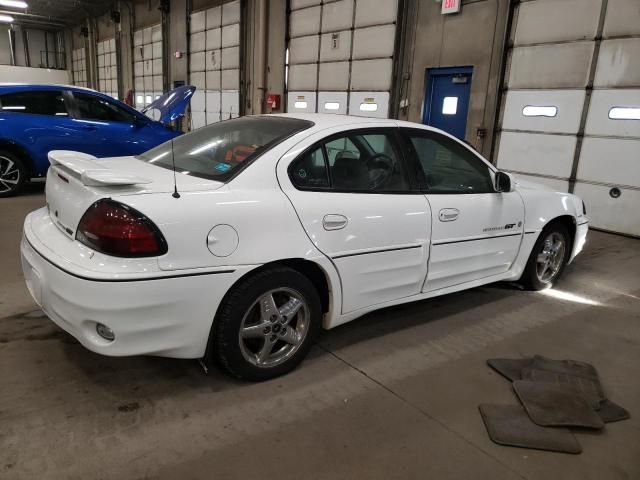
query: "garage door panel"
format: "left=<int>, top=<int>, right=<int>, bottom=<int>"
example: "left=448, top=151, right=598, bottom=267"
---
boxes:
left=143, top=27, right=152, bottom=44
left=134, top=76, right=144, bottom=91
left=350, top=59, right=392, bottom=91
left=502, top=90, right=585, bottom=134
left=603, top=0, right=640, bottom=38
left=318, top=91, right=348, bottom=114
left=287, top=92, right=317, bottom=113
left=191, top=71, right=205, bottom=89
left=318, top=62, right=350, bottom=90
left=206, top=71, right=221, bottom=90
left=191, top=10, right=206, bottom=33
left=190, top=32, right=206, bottom=52
left=497, top=131, right=577, bottom=179
left=354, top=0, right=397, bottom=27
left=190, top=51, right=205, bottom=72
left=574, top=183, right=640, bottom=236
left=206, top=28, right=221, bottom=50
left=222, top=0, right=240, bottom=26
left=192, top=111, right=206, bottom=129
left=321, top=0, right=354, bottom=33
left=578, top=137, right=640, bottom=186
left=291, top=0, right=320, bottom=9
left=143, top=44, right=152, bottom=61
left=206, top=6, right=221, bottom=28
left=205, top=50, right=221, bottom=70
left=151, top=25, right=162, bottom=42
left=594, top=39, right=640, bottom=88
left=134, top=29, right=143, bottom=46
left=288, top=63, right=318, bottom=91
left=222, top=92, right=239, bottom=114
left=221, top=70, right=239, bottom=90
left=221, top=47, right=239, bottom=70
left=206, top=91, right=221, bottom=112
left=348, top=91, right=389, bottom=118
left=514, top=173, right=569, bottom=192
left=585, top=89, right=640, bottom=138
left=514, top=0, right=600, bottom=46
left=289, top=6, right=321, bottom=38
left=221, top=24, right=240, bottom=48
left=290, top=35, right=319, bottom=64
left=191, top=90, right=206, bottom=112
left=508, top=43, right=594, bottom=89
left=320, top=31, right=351, bottom=61
left=352, top=25, right=395, bottom=59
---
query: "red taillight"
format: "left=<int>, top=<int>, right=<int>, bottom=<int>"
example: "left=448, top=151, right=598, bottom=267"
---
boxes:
left=76, top=199, right=167, bottom=257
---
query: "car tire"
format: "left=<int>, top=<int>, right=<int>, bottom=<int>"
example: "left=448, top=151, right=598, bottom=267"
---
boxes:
left=520, top=222, right=571, bottom=291
left=210, top=266, right=322, bottom=381
left=0, top=150, right=27, bottom=198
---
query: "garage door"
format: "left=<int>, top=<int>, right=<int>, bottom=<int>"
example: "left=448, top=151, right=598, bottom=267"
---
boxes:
left=71, top=47, right=87, bottom=88
left=286, top=0, right=398, bottom=118
left=496, top=0, right=640, bottom=236
left=189, top=0, right=241, bottom=130
left=97, top=38, right=118, bottom=99
left=133, top=24, right=163, bottom=110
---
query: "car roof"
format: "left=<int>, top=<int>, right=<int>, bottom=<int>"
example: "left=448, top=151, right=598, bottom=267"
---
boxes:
left=0, top=83, right=98, bottom=94
left=268, top=112, right=399, bottom=129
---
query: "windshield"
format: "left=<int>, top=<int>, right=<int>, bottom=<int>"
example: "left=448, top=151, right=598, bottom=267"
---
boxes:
left=137, top=116, right=313, bottom=181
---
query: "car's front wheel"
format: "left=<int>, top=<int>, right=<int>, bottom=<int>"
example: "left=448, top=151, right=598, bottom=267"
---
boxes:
left=210, top=266, right=322, bottom=381
left=0, top=150, right=27, bottom=198
left=521, top=222, right=570, bottom=290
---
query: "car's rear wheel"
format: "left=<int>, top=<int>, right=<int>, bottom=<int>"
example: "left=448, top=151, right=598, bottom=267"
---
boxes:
left=0, top=150, right=27, bottom=198
left=521, top=222, right=570, bottom=291
left=210, top=266, right=322, bottom=381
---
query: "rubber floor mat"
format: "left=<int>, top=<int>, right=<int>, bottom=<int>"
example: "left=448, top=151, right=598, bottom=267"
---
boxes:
left=487, top=358, right=533, bottom=382
left=521, top=367, right=604, bottom=409
left=530, top=355, right=599, bottom=381
left=598, top=399, right=631, bottom=423
left=479, top=404, right=582, bottom=454
left=513, top=380, right=605, bottom=429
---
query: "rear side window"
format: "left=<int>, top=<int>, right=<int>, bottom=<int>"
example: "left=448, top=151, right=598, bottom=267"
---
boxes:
left=73, top=92, right=137, bottom=123
left=138, top=116, right=313, bottom=182
left=0, top=91, right=68, bottom=116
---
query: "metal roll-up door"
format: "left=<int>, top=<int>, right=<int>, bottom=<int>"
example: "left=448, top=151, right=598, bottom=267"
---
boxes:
left=133, top=24, right=163, bottom=110
left=286, top=0, right=398, bottom=118
left=189, top=0, right=241, bottom=130
left=72, top=47, right=87, bottom=87
left=495, top=0, right=640, bottom=236
left=97, top=38, right=118, bottom=99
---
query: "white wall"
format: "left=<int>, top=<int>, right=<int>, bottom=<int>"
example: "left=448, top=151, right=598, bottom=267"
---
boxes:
left=0, top=65, right=71, bottom=83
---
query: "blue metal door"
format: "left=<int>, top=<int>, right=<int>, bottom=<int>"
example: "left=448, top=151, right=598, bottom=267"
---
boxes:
left=423, top=67, right=473, bottom=140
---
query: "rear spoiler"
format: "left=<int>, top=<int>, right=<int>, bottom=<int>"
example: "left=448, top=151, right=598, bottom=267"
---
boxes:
left=48, top=150, right=152, bottom=186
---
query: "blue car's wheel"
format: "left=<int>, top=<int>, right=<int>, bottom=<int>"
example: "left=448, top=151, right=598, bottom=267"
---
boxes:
left=0, top=150, right=26, bottom=198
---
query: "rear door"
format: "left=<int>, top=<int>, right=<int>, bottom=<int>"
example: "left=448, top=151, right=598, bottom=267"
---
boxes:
left=401, top=128, right=524, bottom=292
left=278, top=126, right=431, bottom=314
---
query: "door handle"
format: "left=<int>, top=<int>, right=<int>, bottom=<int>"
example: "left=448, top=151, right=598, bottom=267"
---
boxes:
left=439, top=208, right=459, bottom=222
left=323, top=214, right=348, bottom=231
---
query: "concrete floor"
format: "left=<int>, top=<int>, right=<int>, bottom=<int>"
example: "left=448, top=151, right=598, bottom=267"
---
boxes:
left=1, top=186, right=639, bottom=480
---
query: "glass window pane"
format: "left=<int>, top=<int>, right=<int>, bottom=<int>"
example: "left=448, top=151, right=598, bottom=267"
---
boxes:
left=74, top=93, right=137, bottom=123
left=409, top=131, right=494, bottom=194
left=290, top=147, right=329, bottom=188
left=0, top=91, right=67, bottom=116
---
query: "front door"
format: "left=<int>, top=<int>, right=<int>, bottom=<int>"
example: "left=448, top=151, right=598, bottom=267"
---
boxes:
left=423, top=66, right=473, bottom=140
left=278, top=127, right=431, bottom=314
left=401, top=128, right=524, bottom=291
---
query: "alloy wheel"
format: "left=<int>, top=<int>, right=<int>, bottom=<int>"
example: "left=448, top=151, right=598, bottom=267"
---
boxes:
left=238, top=288, right=310, bottom=368
left=536, top=232, right=566, bottom=284
left=0, top=155, right=21, bottom=194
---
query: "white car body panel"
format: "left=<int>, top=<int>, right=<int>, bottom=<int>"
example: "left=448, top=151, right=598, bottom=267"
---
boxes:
left=21, top=114, right=589, bottom=359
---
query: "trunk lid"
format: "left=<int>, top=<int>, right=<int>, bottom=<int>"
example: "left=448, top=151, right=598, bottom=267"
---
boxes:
left=45, top=150, right=223, bottom=238
left=141, top=85, right=195, bottom=124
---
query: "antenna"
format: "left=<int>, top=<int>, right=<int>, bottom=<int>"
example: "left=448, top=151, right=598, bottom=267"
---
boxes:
left=170, top=139, right=180, bottom=199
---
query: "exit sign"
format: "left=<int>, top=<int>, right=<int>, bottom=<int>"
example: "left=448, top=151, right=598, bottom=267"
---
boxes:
left=442, top=0, right=461, bottom=14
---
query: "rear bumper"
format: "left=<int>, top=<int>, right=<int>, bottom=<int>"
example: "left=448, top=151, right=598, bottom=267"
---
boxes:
left=21, top=217, right=255, bottom=358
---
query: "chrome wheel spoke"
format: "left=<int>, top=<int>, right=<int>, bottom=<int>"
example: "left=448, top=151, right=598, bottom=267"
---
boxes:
left=537, top=253, right=548, bottom=264
left=279, top=297, right=302, bottom=323
left=256, top=339, right=274, bottom=364
left=259, top=293, right=279, bottom=322
left=241, top=323, right=268, bottom=339
left=536, top=232, right=565, bottom=283
left=280, top=327, right=301, bottom=346
left=2, top=158, right=14, bottom=175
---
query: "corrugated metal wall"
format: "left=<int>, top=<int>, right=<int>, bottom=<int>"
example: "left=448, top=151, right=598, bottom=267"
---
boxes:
left=496, top=0, right=640, bottom=236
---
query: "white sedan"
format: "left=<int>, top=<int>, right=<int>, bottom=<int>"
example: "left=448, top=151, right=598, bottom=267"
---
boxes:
left=21, top=114, right=589, bottom=380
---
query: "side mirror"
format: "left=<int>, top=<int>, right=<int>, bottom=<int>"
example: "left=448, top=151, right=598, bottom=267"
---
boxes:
left=495, top=171, right=515, bottom=193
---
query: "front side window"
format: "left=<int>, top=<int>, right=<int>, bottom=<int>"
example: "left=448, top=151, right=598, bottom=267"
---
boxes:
left=73, top=92, right=137, bottom=123
left=138, top=116, right=313, bottom=181
left=407, top=130, right=494, bottom=194
left=0, top=91, right=68, bottom=116
left=290, top=131, right=410, bottom=192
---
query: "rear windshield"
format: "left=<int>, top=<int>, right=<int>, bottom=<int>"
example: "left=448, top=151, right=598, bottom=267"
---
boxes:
left=137, top=116, right=312, bottom=181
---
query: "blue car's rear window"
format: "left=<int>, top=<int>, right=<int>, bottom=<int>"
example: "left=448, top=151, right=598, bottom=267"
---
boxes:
left=137, top=116, right=312, bottom=182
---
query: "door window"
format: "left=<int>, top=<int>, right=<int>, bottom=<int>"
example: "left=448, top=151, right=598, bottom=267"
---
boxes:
left=73, top=92, right=137, bottom=123
left=0, top=91, right=68, bottom=116
left=290, top=131, right=410, bottom=192
left=406, top=130, right=494, bottom=194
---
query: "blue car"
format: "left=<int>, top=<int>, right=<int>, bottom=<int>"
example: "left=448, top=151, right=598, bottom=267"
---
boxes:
left=0, top=84, right=194, bottom=197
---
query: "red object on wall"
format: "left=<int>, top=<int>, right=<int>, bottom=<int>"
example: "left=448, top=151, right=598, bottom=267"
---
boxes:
left=266, top=94, right=281, bottom=110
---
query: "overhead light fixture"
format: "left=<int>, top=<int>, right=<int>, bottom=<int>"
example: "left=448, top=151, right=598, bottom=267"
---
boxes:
left=0, top=0, right=28, bottom=8
left=0, top=14, right=15, bottom=22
